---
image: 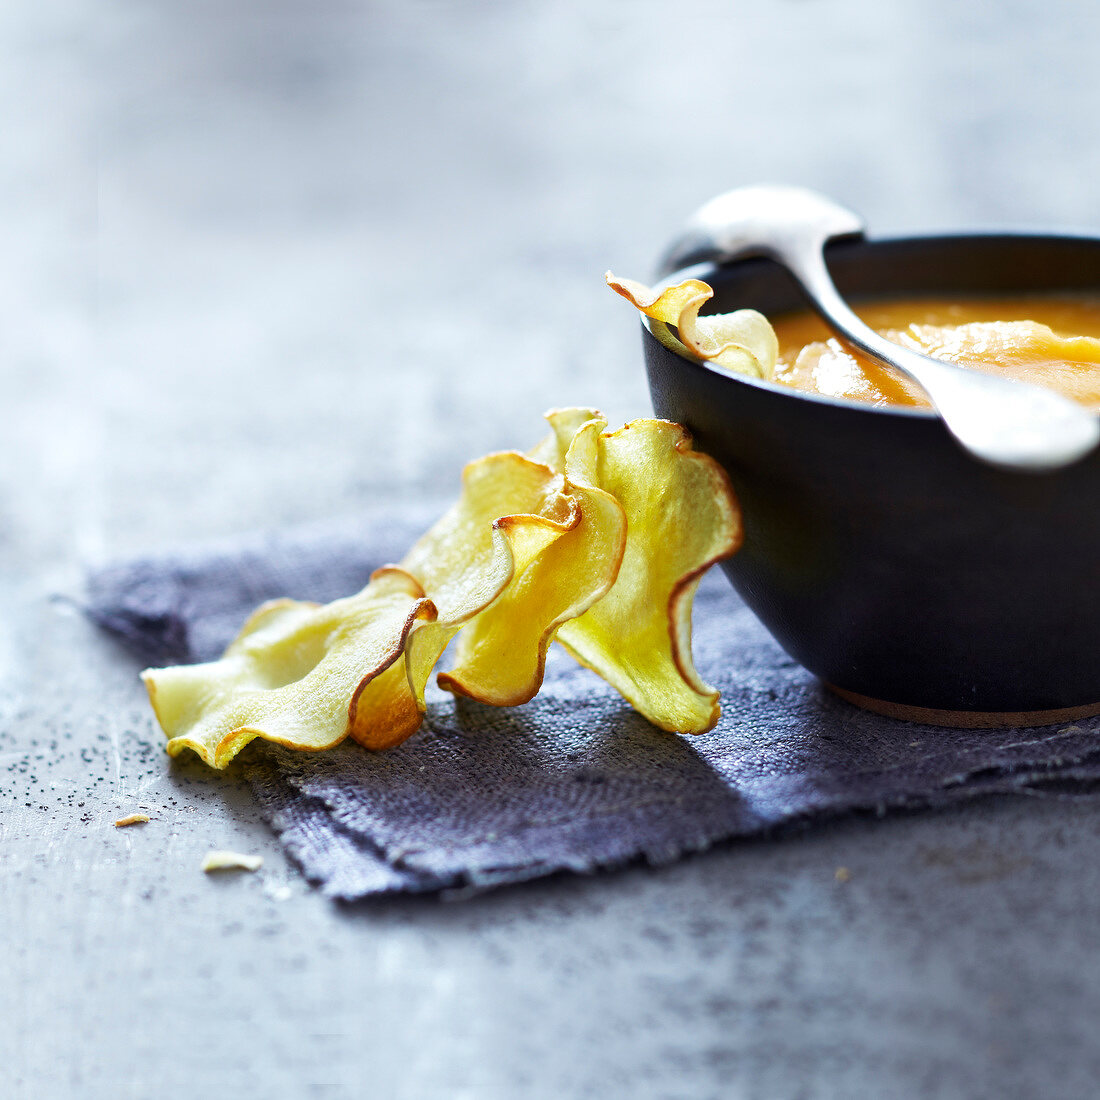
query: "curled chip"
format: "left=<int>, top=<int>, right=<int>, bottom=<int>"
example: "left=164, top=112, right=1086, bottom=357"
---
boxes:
left=142, top=406, right=741, bottom=768
left=548, top=418, right=740, bottom=733
left=606, top=272, right=778, bottom=379
left=351, top=450, right=583, bottom=747
left=144, top=568, right=434, bottom=767
left=437, top=412, right=627, bottom=707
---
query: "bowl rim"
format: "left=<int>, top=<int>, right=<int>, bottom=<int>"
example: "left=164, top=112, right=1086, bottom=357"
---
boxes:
left=648, top=228, right=1100, bottom=421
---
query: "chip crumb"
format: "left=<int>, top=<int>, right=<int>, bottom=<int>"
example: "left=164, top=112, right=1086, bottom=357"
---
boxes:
left=202, top=850, right=263, bottom=873
left=834, top=866, right=851, bottom=883
left=114, top=813, right=150, bottom=828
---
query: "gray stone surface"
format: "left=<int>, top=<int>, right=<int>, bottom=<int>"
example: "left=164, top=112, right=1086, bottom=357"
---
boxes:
left=2, top=2, right=1099, bottom=1097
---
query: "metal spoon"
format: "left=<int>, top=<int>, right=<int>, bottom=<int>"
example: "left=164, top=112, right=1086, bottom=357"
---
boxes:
left=657, top=184, right=1100, bottom=472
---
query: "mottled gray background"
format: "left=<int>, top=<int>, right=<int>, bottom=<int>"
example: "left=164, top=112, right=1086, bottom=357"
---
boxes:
left=3, top=2, right=1100, bottom=1097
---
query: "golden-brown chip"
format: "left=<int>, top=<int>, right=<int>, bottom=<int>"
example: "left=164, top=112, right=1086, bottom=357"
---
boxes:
left=142, top=568, right=433, bottom=768
left=553, top=419, right=741, bottom=733
left=143, top=447, right=585, bottom=763
left=438, top=414, right=627, bottom=705
left=606, top=272, right=778, bottom=378
left=141, top=404, right=742, bottom=766
left=352, top=450, right=579, bottom=745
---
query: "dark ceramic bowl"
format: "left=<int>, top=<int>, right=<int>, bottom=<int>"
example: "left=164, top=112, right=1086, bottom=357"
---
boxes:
left=643, top=233, right=1100, bottom=725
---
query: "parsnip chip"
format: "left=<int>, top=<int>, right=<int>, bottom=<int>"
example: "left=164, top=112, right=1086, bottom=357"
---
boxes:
left=552, top=419, right=741, bottom=734
left=143, top=568, right=434, bottom=768
left=606, top=272, right=778, bottom=379
left=143, top=447, right=585, bottom=762
left=141, top=404, right=742, bottom=766
left=526, top=406, right=604, bottom=469
left=438, top=413, right=627, bottom=705
left=353, top=450, right=579, bottom=746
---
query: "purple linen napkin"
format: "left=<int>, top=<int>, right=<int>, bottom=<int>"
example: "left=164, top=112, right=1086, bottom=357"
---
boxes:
left=86, top=512, right=1100, bottom=898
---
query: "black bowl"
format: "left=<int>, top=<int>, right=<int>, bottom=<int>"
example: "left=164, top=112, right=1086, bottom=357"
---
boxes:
left=643, top=233, right=1100, bottom=725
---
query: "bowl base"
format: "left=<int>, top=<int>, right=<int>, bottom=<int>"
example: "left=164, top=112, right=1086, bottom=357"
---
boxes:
left=827, top=685, right=1100, bottom=729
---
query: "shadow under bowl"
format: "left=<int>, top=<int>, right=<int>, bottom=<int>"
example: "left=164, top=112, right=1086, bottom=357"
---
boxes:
left=643, top=232, right=1100, bottom=725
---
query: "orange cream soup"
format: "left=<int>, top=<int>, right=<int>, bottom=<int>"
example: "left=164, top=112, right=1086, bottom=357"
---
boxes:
left=770, top=296, right=1100, bottom=410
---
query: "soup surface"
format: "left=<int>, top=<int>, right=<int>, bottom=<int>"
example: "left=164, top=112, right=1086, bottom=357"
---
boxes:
left=769, top=296, right=1100, bottom=409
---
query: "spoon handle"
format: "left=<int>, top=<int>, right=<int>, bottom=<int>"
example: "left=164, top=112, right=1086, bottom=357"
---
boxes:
left=777, top=236, right=1100, bottom=472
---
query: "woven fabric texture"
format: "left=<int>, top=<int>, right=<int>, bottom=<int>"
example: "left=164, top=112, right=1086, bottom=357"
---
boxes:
left=86, top=514, right=1100, bottom=898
